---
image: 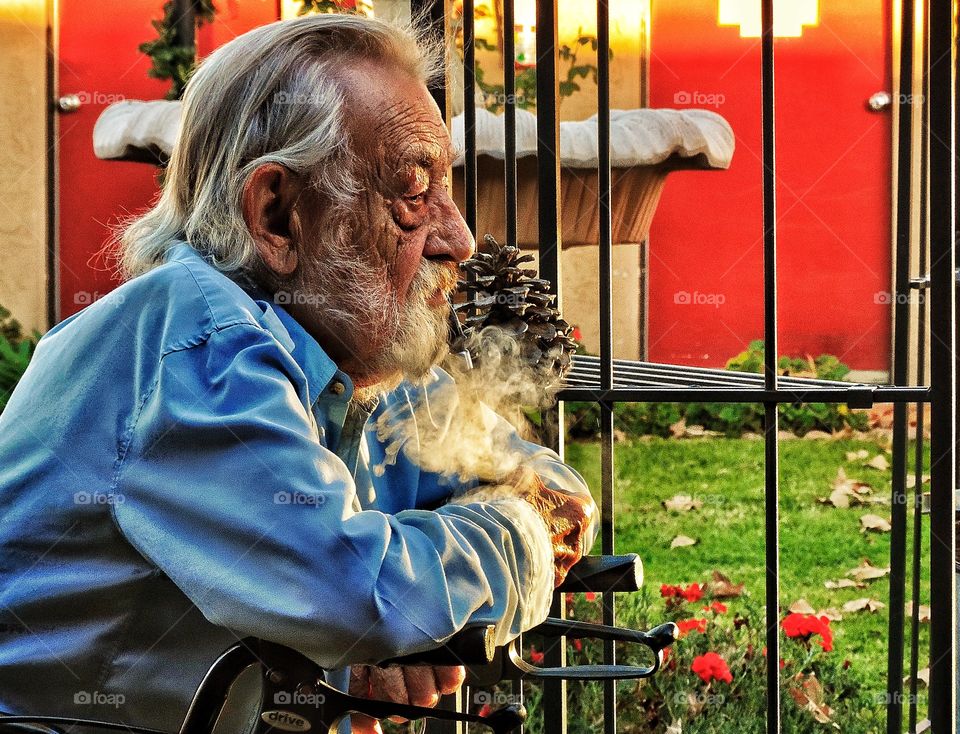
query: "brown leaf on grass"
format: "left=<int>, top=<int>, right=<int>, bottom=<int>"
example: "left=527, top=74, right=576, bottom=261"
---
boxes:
left=665, top=721, right=682, bottom=734
left=847, top=559, right=891, bottom=582
left=789, top=599, right=816, bottom=614
left=917, top=668, right=929, bottom=686
left=706, top=570, right=744, bottom=599
left=866, top=454, right=890, bottom=471
left=820, top=468, right=876, bottom=508
left=846, top=449, right=870, bottom=462
left=670, top=535, right=697, bottom=549
left=788, top=673, right=837, bottom=726
left=860, top=514, right=892, bottom=533
left=904, top=603, right=931, bottom=623
left=825, top=578, right=865, bottom=589
left=662, top=495, right=703, bottom=513
left=669, top=419, right=686, bottom=438
left=818, top=607, right=844, bottom=622
left=842, top=597, right=886, bottom=613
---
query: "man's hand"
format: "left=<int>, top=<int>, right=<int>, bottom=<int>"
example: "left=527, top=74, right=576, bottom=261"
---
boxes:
left=508, top=467, right=596, bottom=587
left=348, top=663, right=466, bottom=734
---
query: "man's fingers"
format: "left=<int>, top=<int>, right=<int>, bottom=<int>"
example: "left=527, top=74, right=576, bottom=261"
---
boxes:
left=402, top=665, right=440, bottom=707
left=368, top=665, right=409, bottom=704
left=433, top=665, right=466, bottom=696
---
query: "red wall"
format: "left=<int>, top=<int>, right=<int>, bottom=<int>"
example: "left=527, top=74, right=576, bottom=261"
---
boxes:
left=647, top=1, right=892, bottom=372
left=56, top=0, right=279, bottom=320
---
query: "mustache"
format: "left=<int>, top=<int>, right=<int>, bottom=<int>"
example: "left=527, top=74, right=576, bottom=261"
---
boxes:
left=411, top=259, right=460, bottom=300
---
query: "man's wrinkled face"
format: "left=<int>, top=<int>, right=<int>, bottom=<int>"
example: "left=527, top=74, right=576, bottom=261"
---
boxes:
left=288, top=59, right=474, bottom=388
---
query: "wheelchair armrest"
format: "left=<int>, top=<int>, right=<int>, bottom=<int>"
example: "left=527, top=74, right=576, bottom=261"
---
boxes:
left=556, top=554, right=643, bottom=593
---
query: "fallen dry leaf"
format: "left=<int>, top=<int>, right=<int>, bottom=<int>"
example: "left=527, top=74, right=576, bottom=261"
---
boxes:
left=706, top=570, right=745, bottom=599
left=846, top=449, right=870, bottom=462
left=906, top=474, right=931, bottom=489
left=670, top=535, right=698, bottom=549
left=848, top=559, right=891, bottom=582
left=866, top=454, right=890, bottom=471
left=665, top=721, right=682, bottom=734
left=789, top=599, right=816, bottom=614
left=669, top=419, right=686, bottom=438
left=663, top=495, right=703, bottom=513
left=842, top=597, right=886, bottom=613
left=904, top=603, right=931, bottom=623
left=818, top=607, right=844, bottom=622
left=860, top=514, right=892, bottom=533
left=788, top=673, right=837, bottom=726
left=820, top=468, right=876, bottom=508
left=825, top=578, right=865, bottom=589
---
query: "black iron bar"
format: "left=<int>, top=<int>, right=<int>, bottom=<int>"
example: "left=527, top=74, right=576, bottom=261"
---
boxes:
left=463, top=0, right=477, bottom=238
left=925, top=0, right=957, bottom=731
left=503, top=0, right=518, bottom=248
left=886, top=0, right=918, bottom=727
left=536, top=0, right=565, bottom=732
left=908, top=10, right=931, bottom=728
left=596, top=1, right=616, bottom=734
left=759, top=1, right=780, bottom=731
left=557, top=386, right=929, bottom=404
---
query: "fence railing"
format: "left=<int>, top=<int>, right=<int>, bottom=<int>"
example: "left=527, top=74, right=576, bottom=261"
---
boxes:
left=432, top=0, right=958, bottom=731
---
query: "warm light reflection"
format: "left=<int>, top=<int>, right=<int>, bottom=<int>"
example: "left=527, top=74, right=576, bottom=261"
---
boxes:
left=718, top=0, right=819, bottom=37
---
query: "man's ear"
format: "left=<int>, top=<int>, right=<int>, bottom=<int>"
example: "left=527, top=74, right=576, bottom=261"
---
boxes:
left=241, top=163, right=303, bottom=278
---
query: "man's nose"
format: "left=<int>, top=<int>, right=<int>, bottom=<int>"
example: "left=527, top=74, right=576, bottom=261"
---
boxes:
left=423, top=191, right=475, bottom=263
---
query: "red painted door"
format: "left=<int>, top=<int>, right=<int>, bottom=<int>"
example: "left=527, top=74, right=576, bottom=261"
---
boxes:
left=648, top=1, right=892, bottom=374
left=55, top=0, right=279, bottom=320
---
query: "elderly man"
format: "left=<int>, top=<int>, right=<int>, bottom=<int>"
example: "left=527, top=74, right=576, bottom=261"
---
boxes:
left=0, top=13, right=596, bottom=734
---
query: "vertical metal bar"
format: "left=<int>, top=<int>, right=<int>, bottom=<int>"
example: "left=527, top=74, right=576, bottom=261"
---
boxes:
left=503, top=0, right=518, bottom=247
left=759, top=1, right=780, bottom=732
left=45, top=0, right=59, bottom=327
left=886, top=2, right=918, bottom=731
left=537, top=2, right=565, bottom=733
left=463, top=0, right=477, bottom=238
left=908, top=9, right=930, bottom=731
left=596, top=2, right=615, bottom=734
left=926, top=0, right=957, bottom=731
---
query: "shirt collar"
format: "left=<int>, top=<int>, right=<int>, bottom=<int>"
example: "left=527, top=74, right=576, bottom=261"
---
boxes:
left=165, top=243, right=348, bottom=407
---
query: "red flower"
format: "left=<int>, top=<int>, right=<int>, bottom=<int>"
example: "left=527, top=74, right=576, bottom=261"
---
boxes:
left=703, top=601, right=727, bottom=614
left=661, top=583, right=703, bottom=602
left=530, top=646, right=545, bottom=664
left=691, top=652, right=733, bottom=684
left=584, top=592, right=598, bottom=602
left=782, top=613, right=834, bottom=652
left=478, top=703, right=493, bottom=718
left=760, top=647, right=786, bottom=669
left=572, top=638, right=583, bottom=652
left=676, top=618, right=708, bottom=637
left=572, top=326, right=583, bottom=342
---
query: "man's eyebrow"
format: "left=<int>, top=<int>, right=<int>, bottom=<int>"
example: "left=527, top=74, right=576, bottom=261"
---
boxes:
left=399, top=142, right=461, bottom=169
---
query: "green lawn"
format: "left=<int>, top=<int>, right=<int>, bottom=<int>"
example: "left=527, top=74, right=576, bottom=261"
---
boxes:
left=562, top=436, right=932, bottom=728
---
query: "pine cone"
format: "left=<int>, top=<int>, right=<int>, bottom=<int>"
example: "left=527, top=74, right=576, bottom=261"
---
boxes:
left=451, top=234, right=578, bottom=382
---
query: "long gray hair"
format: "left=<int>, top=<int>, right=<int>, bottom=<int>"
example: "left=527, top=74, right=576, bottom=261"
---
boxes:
left=118, top=13, right=444, bottom=280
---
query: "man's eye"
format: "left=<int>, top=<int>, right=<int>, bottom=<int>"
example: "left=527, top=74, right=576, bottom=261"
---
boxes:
left=404, top=191, right=427, bottom=205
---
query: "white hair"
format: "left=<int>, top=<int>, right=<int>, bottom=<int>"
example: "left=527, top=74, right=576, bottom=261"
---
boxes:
left=117, top=13, right=445, bottom=279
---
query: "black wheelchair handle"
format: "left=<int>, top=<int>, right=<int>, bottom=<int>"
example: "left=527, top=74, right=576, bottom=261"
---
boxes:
left=556, top=554, right=644, bottom=593
left=379, top=623, right=496, bottom=667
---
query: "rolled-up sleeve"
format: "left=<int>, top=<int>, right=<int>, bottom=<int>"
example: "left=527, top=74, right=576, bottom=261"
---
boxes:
left=110, top=322, right=554, bottom=668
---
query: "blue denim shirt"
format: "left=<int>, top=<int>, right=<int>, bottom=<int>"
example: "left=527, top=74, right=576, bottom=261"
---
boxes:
left=0, top=243, right=592, bottom=731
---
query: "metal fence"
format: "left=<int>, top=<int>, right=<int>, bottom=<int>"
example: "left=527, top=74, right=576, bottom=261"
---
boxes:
left=425, top=0, right=957, bottom=731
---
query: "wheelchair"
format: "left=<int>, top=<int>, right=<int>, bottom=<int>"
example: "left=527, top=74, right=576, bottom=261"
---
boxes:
left=0, top=555, right=677, bottom=734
